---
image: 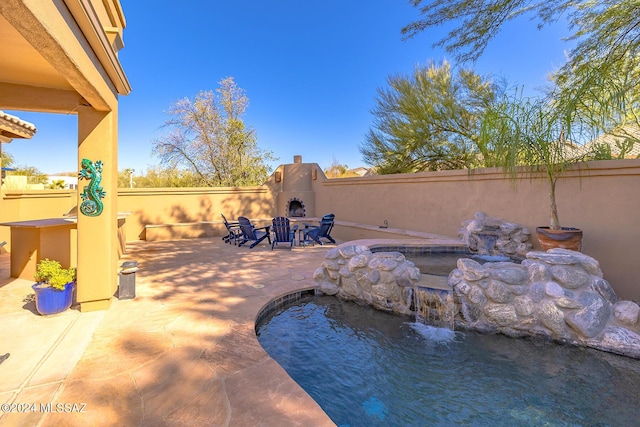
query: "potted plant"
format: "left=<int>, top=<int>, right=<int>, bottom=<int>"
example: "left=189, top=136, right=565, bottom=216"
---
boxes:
left=479, top=92, right=593, bottom=251
left=32, top=258, right=76, bottom=315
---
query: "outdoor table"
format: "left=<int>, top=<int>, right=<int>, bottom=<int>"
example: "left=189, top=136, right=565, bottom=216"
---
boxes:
left=281, top=217, right=317, bottom=246
left=0, top=218, right=77, bottom=280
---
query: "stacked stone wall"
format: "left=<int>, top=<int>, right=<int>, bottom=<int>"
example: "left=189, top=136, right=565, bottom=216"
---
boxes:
left=313, top=245, right=421, bottom=315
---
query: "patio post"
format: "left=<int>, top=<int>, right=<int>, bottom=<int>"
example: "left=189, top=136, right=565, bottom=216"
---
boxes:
left=76, top=106, right=119, bottom=311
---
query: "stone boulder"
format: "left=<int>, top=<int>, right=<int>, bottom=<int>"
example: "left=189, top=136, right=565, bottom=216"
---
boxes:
left=450, top=248, right=640, bottom=359
left=313, top=245, right=421, bottom=316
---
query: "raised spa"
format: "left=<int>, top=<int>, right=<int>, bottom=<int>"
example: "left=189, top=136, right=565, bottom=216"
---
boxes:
left=313, top=243, right=640, bottom=359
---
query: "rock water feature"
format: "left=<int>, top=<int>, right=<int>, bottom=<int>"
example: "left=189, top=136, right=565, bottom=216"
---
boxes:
left=450, top=248, right=640, bottom=358
left=458, top=211, right=532, bottom=256
left=314, top=243, right=640, bottom=359
left=313, top=245, right=462, bottom=330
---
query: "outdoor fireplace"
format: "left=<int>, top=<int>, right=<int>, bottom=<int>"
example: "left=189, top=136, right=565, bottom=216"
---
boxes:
left=287, top=198, right=306, bottom=217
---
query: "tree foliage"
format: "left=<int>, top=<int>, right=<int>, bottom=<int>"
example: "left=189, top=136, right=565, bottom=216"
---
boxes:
left=7, top=165, right=48, bottom=184
left=479, top=89, right=598, bottom=229
left=403, top=1, right=640, bottom=130
left=153, top=77, right=276, bottom=187
left=323, top=157, right=362, bottom=178
left=1, top=151, right=48, bottom=185
left=360, top=61, right=503, bottom=173
left=118, top=168, right=135, bottom=188
left=48, top=179, right=67, bottom=189
left=553, top=51, right=640, bottom=152
left=1, top=151, right=14, bottom=168
left=402, top=1, right=639, bottom=72
left=117, top=167, right=200, bottom=188
left=323, top=161, right=348, bottom=178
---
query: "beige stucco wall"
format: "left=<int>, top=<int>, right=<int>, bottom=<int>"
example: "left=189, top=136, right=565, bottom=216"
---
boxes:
left=117, top=186, right=277, bottom=241
left=0, top=190, right=76, bottom=231
left=313, top=159, right=640, bottom=301
left=2, top=158, right=639, bottom=301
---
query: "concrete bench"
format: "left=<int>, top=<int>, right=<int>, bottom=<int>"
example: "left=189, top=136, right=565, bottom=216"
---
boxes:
left=143, top=217, right=283, bottom=241
left=144, top=221, right=223, bottom=241
left=142, top=218, right=460, bottom=244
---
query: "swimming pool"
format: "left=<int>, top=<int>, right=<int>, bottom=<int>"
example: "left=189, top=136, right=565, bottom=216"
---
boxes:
left=256, top=294, right=640, bottom=426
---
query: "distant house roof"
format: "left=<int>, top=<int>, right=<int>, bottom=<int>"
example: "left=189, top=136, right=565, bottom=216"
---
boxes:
left=347, top=167, right=369, bottom=176
left=0, top=110, right=37, bottom=142
left=585, top=123, right=640, bottom=158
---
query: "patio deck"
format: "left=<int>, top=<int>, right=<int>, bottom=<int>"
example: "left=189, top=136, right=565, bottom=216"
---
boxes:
left=0, top=232, right=462, bottom=426
left=0, top=238, right=338, bottom=426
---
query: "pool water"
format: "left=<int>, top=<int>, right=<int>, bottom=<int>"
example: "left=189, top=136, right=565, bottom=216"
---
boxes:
left=256, top=295, right=640, bottom=427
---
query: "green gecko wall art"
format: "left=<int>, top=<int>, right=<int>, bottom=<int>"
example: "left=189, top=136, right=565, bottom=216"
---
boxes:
left=78, top=158, right=106, bottom=216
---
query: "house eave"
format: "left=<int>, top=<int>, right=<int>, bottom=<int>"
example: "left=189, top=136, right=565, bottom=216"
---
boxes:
left=0, top=110, right=37, bottom=142
left=63, top=0, right=131, bottom=96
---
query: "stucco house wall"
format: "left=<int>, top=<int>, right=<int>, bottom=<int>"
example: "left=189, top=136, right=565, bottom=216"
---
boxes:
left=1, top=0, right=131, bottom=311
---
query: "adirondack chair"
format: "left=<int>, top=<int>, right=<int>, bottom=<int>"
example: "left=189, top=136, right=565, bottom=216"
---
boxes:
left=237, top=217, right=271, bottom=249
left=302, top=214, right=336, bottom=246
left=221, top=214, right=241, bottom=245
left=271, top=217, right=298, bottom=250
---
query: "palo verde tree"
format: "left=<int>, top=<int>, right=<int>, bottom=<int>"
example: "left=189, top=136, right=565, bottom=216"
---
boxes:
left=402, top=1, right=640, bottom=136
left=402, top=1, right=639, bottom=73
left=153, top=77, right=276, bottom=187
left=360, top=60, right=503, bottom=173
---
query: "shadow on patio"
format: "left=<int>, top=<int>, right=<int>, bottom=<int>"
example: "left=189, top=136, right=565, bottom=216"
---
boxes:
left=0, top=238, right=336, bottom=426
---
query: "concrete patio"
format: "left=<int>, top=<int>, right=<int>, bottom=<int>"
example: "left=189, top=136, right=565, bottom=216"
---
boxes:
left=0, top=238, right=339, bottom=426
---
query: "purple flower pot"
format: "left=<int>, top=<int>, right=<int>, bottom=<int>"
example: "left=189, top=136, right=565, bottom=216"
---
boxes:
left=31, top=282, right=75, bottom=315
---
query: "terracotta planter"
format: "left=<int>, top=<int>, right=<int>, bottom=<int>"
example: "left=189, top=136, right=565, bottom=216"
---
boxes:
left=536, top=227, right=583, bottom=251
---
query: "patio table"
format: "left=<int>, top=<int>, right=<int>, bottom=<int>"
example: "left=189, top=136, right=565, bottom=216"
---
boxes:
left=0, top=218, right=77, bottom=280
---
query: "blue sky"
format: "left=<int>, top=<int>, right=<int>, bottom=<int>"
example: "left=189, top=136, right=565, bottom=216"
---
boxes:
left=4, top=1, right=573, bottom=175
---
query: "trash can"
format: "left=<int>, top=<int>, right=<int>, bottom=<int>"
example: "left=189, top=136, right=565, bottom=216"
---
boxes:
left=117, top=261, right=138, bottom=300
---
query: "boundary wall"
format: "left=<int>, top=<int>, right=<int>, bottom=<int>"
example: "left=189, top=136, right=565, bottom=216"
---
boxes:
left=0, top=190, right=76, bottom=246
left=116, top=186, right=276, bottom=241
left=313, top=159, right=640, bottom=301
left=1, top=159, right=639, bottom=300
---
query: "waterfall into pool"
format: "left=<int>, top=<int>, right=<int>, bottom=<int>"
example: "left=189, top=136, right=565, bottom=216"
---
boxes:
left=412, top=286, right=455, bottom=330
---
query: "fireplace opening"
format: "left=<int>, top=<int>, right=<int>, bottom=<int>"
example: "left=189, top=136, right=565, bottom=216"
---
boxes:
left=287, top=198, right=306, bottom=217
